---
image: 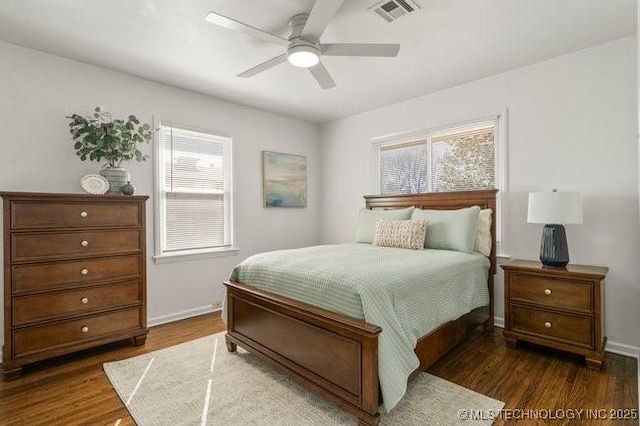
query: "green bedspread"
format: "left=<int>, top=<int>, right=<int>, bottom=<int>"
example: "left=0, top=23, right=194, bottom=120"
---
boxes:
left=227, top=243, right=490, bottom=411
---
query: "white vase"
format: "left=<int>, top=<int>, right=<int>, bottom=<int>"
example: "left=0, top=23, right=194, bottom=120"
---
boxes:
left=99, top=167, right=127, bottom=195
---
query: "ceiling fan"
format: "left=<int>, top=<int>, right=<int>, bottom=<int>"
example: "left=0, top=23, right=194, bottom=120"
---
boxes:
left=205, top=0, right=401, bottom=89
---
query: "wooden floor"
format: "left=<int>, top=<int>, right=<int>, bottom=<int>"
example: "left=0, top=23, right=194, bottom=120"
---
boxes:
left=1, top=313, right=637, bottom=425
left=428, top=329, right=638, bottom=426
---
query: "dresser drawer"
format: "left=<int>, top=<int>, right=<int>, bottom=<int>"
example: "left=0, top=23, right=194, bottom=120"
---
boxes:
left=12, top=308, right=142, bottom=357
left=12, top=255, right=141, bottom=293
left=12, top=229, right=142, bottom=262
left=509, top=272, right=592, bottom=312
left=12, top=280, right=141, bottom=325
left=510, top=305, right=593, bottom=347
left=11, top=201, right=142, bottom=229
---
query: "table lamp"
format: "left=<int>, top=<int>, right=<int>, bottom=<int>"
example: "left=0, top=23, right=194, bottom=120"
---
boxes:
left=527, top=190, right=583, bottom=267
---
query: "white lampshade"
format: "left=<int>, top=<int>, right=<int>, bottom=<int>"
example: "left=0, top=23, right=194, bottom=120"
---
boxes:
left=527, top=191, right=583, bottom=224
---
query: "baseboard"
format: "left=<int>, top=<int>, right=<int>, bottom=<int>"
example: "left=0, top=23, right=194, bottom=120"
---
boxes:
left=493, top=316, right=505, bottom=329
left=605, top=340, right=640, bottom=360
left=147, top=305, right=221, bottom=328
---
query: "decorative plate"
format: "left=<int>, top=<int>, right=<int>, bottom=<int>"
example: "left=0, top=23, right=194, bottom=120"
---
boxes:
left=80, top=174, right=110, bottom=194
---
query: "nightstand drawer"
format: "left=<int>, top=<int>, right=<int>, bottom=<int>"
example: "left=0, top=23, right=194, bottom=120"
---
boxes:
left=510, top=305, right=592, bottom=347
left=510, top=273, right=592, bottom=312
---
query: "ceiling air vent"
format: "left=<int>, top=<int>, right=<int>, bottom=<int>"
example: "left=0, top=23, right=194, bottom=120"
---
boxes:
left=369, top=0, right=422, bottom=23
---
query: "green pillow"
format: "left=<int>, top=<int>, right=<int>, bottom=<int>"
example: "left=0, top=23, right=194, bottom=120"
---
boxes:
left=354, top=206, right=415, bottom=243
left=411, top=206, right=480, bottom=253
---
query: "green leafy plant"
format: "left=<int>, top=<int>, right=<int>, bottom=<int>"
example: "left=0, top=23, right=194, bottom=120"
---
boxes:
left=67, top=107, right=152, bottom=168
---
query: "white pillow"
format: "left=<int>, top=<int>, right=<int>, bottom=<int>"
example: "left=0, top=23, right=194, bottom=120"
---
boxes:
left=373, top=219, right=427, bottom=250
left=474, top=209, right=492, bottom=256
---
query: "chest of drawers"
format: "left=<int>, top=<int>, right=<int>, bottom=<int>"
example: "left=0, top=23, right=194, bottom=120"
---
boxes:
left=1, top=192, right=148, bottom=380
left=501, top=259, right=608, bottom=370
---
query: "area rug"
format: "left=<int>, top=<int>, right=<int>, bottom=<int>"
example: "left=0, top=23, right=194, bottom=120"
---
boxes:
left=104, top=333, right=504, bottom=425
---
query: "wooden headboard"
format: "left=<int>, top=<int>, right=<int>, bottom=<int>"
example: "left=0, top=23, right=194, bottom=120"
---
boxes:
left=363, top=189, right=498, bottom=275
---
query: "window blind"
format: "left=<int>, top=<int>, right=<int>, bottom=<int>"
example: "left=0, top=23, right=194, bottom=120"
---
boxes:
left=159, top=126, right=232, bottom=254
left=380, top=140, right=428, bottom=194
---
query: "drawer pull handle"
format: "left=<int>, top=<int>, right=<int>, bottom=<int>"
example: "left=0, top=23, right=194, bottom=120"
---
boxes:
left=80, top=240, right=89, bottom=247
left=81, top=297, right=89, bottom=304
left=80, top=268, right=89, bottom=275
left=80, top=211, right=88, bottom=218
left=544, top=288, right=552, bottom=295
left=544, top=321, right=552, bottom=329
left=81, top=326, right=89, bottom=333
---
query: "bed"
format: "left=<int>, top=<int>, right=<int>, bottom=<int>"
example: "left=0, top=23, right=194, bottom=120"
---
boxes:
left=224, top=189, right=497, bottom=426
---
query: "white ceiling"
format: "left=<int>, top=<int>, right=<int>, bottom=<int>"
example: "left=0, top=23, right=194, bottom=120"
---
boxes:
left=0, top=0, right=635, bottom=123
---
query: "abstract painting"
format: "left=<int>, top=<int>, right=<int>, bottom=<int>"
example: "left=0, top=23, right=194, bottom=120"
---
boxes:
left=262, top=151, right=307, bottom=207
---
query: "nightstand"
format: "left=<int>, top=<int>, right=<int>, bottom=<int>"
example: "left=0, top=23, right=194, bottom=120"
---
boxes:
left=501, top=259, right=608, bottom=370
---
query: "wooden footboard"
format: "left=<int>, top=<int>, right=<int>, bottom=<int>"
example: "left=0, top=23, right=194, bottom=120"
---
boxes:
left=225, top=280, right=382, bottom=426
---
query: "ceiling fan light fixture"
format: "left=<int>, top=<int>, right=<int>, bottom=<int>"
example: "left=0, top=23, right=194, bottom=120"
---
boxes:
left=287, top=45, right=320, bottom=68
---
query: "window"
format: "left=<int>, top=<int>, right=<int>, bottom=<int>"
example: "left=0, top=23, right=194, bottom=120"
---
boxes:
left=373, top=114, right=506, bottom=250
left=154, top=122, right=234, bottom=261
left=376, top=119, right=498, bottom=194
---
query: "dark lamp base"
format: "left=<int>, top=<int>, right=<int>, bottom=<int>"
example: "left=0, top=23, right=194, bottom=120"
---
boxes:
left=539, top=224, right=569, bottom=267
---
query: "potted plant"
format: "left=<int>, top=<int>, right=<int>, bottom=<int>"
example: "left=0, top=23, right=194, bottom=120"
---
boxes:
left=67, top=107, right=152, bottom=194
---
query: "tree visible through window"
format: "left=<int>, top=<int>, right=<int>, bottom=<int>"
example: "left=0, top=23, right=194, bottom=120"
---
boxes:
left=432, top=128, right=495, bottom=192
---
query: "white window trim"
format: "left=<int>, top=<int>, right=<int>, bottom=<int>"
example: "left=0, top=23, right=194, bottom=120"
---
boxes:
left=371, top=110, right=509, bottom=256
left=152, top=117, right=238, bottom=263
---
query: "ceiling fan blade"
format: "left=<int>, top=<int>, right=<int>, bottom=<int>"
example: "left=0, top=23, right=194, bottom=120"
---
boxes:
left=205, top=11, right=289, bottom=47
left=302, top=0, right=345, bottom=39
left=321, top=43, right=401, bottom=57
left=309, top=62, right=336, bottom=90
left=238, top=54, right=288, bottom=78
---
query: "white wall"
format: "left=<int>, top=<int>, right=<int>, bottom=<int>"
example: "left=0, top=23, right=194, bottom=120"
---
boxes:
left=0, top=40, right=321, bottom=328
left=320, top=36, right=640, bottom=353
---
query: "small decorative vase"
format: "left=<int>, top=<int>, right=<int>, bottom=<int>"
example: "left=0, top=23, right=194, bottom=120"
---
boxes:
left=121, top=181, right=135, bottom=196
left=99, top=167, right=127, bottom=195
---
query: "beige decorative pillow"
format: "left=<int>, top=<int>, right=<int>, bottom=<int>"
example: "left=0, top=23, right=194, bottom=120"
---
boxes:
left=373, top=219, right=427, bottom=250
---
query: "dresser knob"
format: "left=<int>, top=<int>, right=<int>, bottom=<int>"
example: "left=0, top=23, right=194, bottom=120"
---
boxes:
left=544, top=321, right=552, bottom=329
left=81, top=326, right=89, bottom=333
left=80, top=268, right=89, bottom=275
left=80, top=211, right=88, bottom=218
left=81, top=297, right=89, bottom=304
left=80, top=240, right=89, bottom=247
left=544, top=288, right=552, bottom=295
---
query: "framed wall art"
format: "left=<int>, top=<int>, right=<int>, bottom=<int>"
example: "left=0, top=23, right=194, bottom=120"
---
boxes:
left=262, top=151, right=307, bottom=208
